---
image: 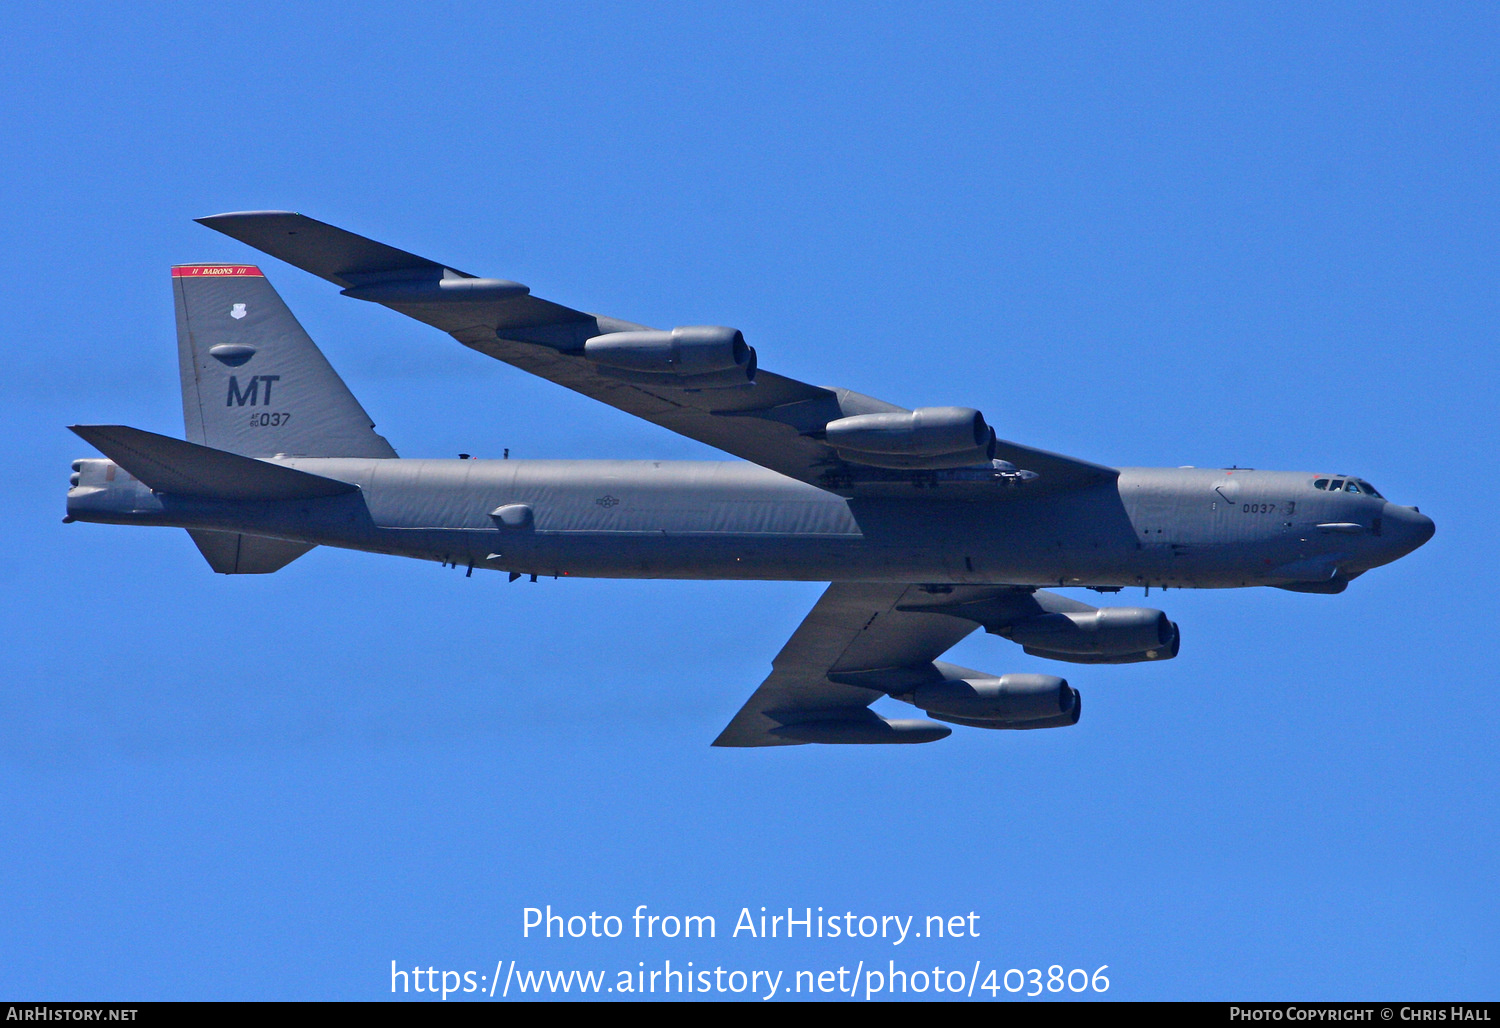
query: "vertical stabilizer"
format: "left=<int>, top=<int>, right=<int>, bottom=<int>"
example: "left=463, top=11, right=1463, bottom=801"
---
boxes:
left=174, top=264, right=397, bottom=458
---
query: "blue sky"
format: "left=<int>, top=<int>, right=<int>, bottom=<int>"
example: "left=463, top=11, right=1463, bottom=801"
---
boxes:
left=1, top=2, right=1495, bottom=1000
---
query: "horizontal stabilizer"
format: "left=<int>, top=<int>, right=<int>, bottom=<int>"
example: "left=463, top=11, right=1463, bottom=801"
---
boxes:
left=69, top=425, right=358, bottom=501
left=187, top=530, right=315, bottom=574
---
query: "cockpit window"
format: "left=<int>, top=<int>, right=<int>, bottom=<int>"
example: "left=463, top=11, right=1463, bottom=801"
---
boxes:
left=1313, top=476, right=1381, bottom=497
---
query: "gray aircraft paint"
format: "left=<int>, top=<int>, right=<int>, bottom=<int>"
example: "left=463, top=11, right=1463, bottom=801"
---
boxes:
left=170, top=262, right=396, bottom=571
left=66, top=455, right=1432, bottom=588
left=172, top=264, right=396, bottom=460
left=65, top=217, right=1434, bottom=747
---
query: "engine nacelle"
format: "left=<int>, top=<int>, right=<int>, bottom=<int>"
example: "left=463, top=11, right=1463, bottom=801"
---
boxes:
left=911, top=673, right=1076, bottom=723
left=1006, top=608, right=1180, bottom=664
left=824, top=407, right=996, bottom=469
left=584, top=326, right=756, bottom=387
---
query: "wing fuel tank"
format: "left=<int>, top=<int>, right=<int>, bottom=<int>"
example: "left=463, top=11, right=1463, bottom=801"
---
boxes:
left=768, top=717, right=952, bottom=745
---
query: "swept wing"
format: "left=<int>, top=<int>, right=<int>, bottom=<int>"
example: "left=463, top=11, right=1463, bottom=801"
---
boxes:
left=713, top=582, right=978, bottom=746
left=197, top=211, right=1115, bottom=495
left=716, top=583, right=1125, bottom=746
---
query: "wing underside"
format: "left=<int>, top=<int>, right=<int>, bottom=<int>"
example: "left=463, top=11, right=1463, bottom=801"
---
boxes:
left=712, top=582, right=979, bottom=747
left=714, top=583, right=1106, bottom=747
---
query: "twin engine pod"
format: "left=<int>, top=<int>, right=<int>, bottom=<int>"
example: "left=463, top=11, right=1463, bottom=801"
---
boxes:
left=769, top=672, right=1082, bottom=746
left=823, top=407, right=997, bottom=469
left=583, top=326, right=756, bottom=389
left=907, top=673, right=1082, bottom=731
left=1001, top=607, right=1180, bottom=664
left=581, top=329, right=997, bottom=471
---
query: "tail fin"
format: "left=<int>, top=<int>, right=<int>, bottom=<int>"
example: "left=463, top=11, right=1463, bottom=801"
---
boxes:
left=173, top=264, right=397, bottom=458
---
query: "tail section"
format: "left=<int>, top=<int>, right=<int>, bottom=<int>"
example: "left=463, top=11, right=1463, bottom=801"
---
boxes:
left=67, top=424, right=361, bottom=575
left=173, top=264, right=397, bottom=458
left=68, top=425, right=358, bottom=501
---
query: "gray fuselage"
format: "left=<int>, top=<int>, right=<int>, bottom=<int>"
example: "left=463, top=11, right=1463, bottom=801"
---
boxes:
left=67, top=458, right=1433, bottom=590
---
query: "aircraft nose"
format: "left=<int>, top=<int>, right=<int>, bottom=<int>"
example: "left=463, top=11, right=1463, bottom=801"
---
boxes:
left=1382, top=502, right=1435, bottom=554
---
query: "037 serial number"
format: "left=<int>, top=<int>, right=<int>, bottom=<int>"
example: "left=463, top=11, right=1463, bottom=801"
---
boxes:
left=247, top=411, right=292, bottom=427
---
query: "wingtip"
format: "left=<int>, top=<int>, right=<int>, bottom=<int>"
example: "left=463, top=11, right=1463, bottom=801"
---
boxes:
left=67, top=424, right=109, bottom=448
left=69, top=424, right=126, bottom=440
left=195, top=210, right=301, bottom=226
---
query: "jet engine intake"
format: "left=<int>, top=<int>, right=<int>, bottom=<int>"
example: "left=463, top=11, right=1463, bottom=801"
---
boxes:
left=823, top=407, right=996, bottom=469
left=911, top=673, right=1076, bottom=723
left=1005, top=608, right=1180, bottom=664
left=584, top=327, right=756, bottom=387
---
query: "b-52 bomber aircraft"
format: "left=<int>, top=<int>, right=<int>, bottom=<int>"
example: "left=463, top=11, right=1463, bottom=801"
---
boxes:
left=65, top=212, right=1434, bottom=747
